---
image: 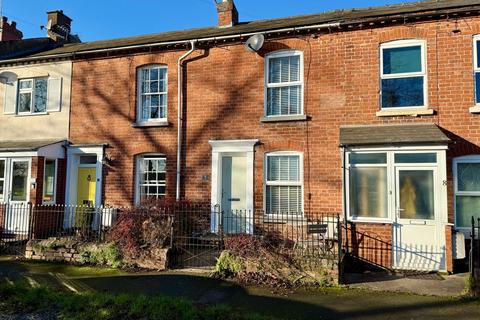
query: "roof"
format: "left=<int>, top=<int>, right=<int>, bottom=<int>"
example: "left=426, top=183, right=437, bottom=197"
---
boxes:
left=18, top=0, right=480, bottom=59
left=339, top=123, right=450, bottom=146
left=0, top=139, right=66, bottom=152
left=0, top=38, right=60, bottom=60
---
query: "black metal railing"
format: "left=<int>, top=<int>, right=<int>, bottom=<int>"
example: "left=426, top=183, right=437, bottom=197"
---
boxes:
left=471, top=217, right=480, bottom=296
left=1, top=202, right=343, bottom=274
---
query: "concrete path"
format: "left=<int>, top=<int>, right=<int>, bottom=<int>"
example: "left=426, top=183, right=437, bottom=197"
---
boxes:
left=345, top=272, right=468, bottom=297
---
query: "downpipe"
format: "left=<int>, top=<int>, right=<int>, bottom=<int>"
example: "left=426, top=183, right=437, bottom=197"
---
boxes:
left=176, top=41, right=196, bottom=201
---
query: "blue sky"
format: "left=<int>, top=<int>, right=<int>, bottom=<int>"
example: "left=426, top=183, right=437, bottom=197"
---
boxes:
left=4, top=0, right=408, bottom=42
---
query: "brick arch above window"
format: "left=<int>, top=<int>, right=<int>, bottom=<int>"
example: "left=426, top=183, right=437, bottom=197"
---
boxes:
left=378, top=26, right=428, bottom=43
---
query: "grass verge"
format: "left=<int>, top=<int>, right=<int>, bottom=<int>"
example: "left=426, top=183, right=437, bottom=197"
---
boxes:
left=0, top=282, right=272, bottom=320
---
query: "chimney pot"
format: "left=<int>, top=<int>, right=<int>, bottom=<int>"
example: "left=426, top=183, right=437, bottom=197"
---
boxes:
left=216, top=0, right=238, bottom=28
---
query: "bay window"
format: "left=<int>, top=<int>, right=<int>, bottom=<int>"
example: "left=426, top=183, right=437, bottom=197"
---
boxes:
left=265, top=152, right=303, bottom=215
left=454, top=157, right=480, bottom=228
left=265, top=51, right=303, bottom=117
left=380, top=40, right=427, bottom=109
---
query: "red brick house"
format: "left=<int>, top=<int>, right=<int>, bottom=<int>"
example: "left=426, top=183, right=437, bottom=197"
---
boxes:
left=6, top=0, right=480, bottom=272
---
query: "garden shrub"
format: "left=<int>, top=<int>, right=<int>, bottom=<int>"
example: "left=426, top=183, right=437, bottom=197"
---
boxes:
left=80, top=242, right=123, bottom=268
left=214, top=251, right=245, bottom=278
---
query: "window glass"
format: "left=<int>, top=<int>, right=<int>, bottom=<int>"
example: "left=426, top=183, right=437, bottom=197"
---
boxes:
left=11, top=161, right=28, bottom=201
left=265, top=154, right=302, bottom=215
left=476, top=73, right=480, bottom=104
left=266, top=53, right=302, bottom=116
left=395, top=153, right=437, bottom=164
left=139, top=66, right=167, bottom=121
left=79, top=155, right=97, bottom=165
left=18, top=92, right=32, bottom=113
left=477, top=40, right=480, bottom=69
left=398, top=170, right=434, bottom=220
left=43, top=160, right=56, bottom=203
left=34, top=79, right=48, bottom=113
left=349, top=167, right=388, bottom=218
left=457, top=163, right=480, bottom=192
left=349, top=153, right=387, bottom=165
left=456, top=196, right=480, bottom=228
left=381, top=77, right=424, bottom=108
left=383, top=46, right=422, bottom=74
left=138, top=157, right=166, bottom=201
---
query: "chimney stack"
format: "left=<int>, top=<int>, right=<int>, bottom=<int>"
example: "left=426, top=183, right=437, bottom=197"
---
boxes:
left=46, top=10, right=72, bottom=42
left=216, top=0, right=238, bottom=28
left=0, top=17, right=23, bottom=41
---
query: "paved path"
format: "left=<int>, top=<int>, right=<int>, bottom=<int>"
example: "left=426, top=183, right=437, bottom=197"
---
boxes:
left=1, top=257, right=479, bottom=320
left=345, top=272, right=468, bottom=297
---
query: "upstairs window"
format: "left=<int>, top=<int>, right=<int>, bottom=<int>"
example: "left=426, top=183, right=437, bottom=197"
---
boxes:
left=380, top=40, right=427, bottom=109
left=18, top=78, right=48, bottom=114
left=0, top=159, right=4, bottom=202
left=265, top=153, right=303, bottom=215
left=474, top=35, right=480, bottom=104
left=265, top=51, right=303, bottom=117
left=137, top=65, right=168, bottom=123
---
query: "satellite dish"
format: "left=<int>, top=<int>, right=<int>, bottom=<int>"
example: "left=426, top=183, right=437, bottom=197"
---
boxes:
left=245, top=34, right=265, bottom=53
left=0, top=71, right=18, bottom=85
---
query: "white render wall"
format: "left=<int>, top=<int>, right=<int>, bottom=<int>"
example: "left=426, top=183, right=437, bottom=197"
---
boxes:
left=0, top=60, right=72, bottom=141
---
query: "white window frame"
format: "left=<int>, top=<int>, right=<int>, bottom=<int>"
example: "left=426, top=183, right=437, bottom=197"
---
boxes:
left=453, top=155, right=480, bottom=231
left=17, top=77, right=48, bottom=115
left=264, top=50, right=304, bottom=117
left=136, top=65, right=168, bottom=124
left=346, top=147, right=446, bottom=223
left=42, top=158, right=57, bottom=204
left=380, top=39, right=428, bottom=110
left=263, top=151, right=304, bottom=216
left=0, top=158, right=5, bottom=203
left=473, top=35, right=480, bottom=106
left=135, top=154, right=166, bottom=204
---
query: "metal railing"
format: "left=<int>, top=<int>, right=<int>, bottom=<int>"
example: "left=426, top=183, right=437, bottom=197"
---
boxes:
left=471, top=217, right=480, bottom=296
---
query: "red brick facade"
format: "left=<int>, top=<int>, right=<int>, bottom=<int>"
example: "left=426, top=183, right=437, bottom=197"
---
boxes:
left=68, top=15, right=480, bottom=272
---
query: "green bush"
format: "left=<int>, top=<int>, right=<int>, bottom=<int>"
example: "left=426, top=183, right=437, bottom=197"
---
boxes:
left=214, top=250, right=245, bottom=278
left=80, top=242, right=123, bottom=268
left=0, top=282, right=270, bottom=320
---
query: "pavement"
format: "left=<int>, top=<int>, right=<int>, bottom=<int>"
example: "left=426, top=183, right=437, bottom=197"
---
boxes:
left=344, top=271, right=468, bottom=297
left=1, top=256, right=479, bottom=320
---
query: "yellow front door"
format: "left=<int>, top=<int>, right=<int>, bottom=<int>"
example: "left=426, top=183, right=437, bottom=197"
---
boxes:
left=77, top=168, right=96, bottom=206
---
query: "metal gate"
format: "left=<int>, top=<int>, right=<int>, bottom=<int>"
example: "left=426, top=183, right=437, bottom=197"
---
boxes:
left=170, top=205, right=223, bottom=268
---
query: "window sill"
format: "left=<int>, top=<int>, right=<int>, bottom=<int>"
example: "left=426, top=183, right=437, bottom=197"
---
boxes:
left=260, top=114, right=308, bottom=123
left=262, top=215, right=307, bottom=224
left=348, top=218, right=392, bottom=224
left=131, top=120, right=170, bottom=128
left=469, top=106, right=480, bottom=114
left=15, top=112, right=49, bottom=117
left=376, top=108, right=434, bottom=117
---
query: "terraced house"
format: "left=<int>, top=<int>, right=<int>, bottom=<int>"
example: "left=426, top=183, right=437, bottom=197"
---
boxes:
left=0, top=11, right=79, bottom=234
left=3, top=0, right=480, bottom=273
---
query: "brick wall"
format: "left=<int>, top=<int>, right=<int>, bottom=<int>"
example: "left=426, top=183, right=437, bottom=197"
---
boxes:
left=69, top=16, right=480, bottom=270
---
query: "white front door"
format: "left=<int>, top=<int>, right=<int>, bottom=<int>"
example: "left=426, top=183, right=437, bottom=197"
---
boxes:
left=221, top=154, right=247, bottom=234
left=5, top=159, right=31, bottom=234
left=393, top=167, right=446, bottom=271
